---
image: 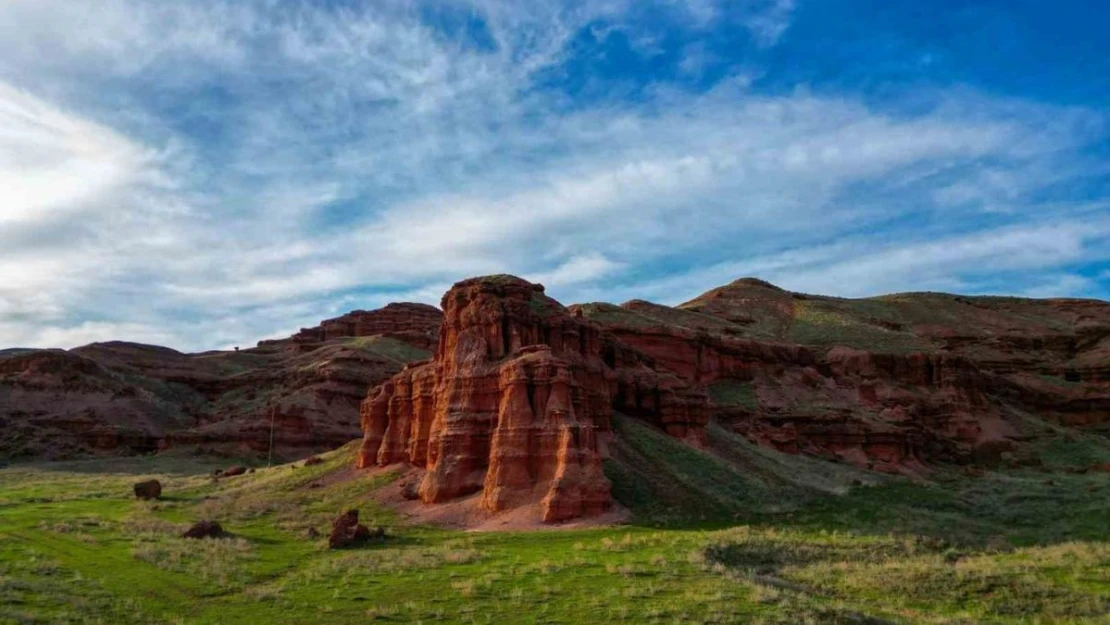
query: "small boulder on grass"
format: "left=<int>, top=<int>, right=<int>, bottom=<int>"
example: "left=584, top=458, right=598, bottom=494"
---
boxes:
left=399, top=480, right=420, bottom=501
left=303, top=456, right=323, bottom=467
left=220, top=466, right=247, bottom=477
left=133, top=479, right=162, bottom=500
left=327, top=509, right=385, bottom=549
left=183, top=520, right=227, bottom=539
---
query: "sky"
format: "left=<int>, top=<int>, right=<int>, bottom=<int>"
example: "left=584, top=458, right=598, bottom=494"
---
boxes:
left=1, top=0, right=1108, bottom=352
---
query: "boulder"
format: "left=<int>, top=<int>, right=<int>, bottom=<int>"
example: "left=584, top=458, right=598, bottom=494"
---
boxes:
left=327, top=509, right=384, bottom=549
left=220, top=466, right=247, bottom=477
left=133, top=479, right=162, bottom=500
left=303, top=456, right=323, bottom=466
left=183, top=520, right=226, bottom=539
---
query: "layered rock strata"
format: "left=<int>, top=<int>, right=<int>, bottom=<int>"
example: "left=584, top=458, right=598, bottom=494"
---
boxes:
left=287, top=303, right=442, bottom=350
left=357, top=276, right=710, bottom=522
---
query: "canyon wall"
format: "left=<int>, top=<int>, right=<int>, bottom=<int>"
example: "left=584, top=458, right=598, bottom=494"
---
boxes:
left=358, top=275, right=1109, bottom=522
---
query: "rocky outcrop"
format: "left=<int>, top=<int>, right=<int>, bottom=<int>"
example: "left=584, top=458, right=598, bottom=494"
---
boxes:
left=357, top=276, right=622, bottom=522
left=356, top=275, right=1110, bottom=518
left=6, top=271, right=1108, bottom=494
left=357, top=276, right=716, bottom=522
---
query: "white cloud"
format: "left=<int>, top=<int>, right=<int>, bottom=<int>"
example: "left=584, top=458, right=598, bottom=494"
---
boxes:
left=1017, top=274, right=1098, bottom=299
left=4, top=321, right=180, bottom=351
left=0, top=83, right=155, bottom=223
left=743, top=0, right=796, bottom=47
left=528, top=253, right=624, bottom=287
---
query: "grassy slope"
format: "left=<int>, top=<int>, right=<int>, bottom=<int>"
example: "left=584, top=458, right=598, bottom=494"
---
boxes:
left=1, top=423, right=1109, bottom=625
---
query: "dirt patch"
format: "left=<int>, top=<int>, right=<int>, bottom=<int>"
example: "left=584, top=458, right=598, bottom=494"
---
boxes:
left=364, top=465, right=631, bottom=531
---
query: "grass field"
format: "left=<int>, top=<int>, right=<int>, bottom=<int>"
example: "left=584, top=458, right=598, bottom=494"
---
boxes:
left=1, top=423, right=1108, bottom=625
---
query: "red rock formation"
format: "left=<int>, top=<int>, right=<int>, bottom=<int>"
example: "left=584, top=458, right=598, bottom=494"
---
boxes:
left=358, top=276, right=619, bottom=522
left=287, top=303, right=442, bottom=350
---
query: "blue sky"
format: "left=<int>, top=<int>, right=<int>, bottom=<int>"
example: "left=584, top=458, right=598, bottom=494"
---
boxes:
left=0, top=0, right=1107, bottom=351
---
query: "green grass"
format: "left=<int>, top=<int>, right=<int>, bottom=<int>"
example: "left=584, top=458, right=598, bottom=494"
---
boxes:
left=345, top=336, right=431, bottom=364
left=1033, top=374, right=1087, bottom=389
left=786, top=300, right=932, bottom=355
left=574, top=302, right=659, bottom=328
left=1, top=427, right=1108, bottom=624
left=708, top=379, right=758, bottom=410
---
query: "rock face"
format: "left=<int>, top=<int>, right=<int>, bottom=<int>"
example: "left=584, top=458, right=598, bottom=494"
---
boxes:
left=357, top=276, right=630, bottom=522
left=0, top=303, right=442, bottom=461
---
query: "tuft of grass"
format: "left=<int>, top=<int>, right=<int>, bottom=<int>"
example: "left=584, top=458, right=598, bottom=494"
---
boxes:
left=786, top=300, right=931, bottom=354
left=345, top=336, right=430, bottom=364
left=708, top=379, right=758, bottom=409
left=573, top=302, right=659, bottom=328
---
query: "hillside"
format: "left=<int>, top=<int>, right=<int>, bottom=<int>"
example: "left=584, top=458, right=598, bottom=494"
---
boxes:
left=0, top=304, right=441, bottom=461
left=576, top=278, right=1109, bottom=470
